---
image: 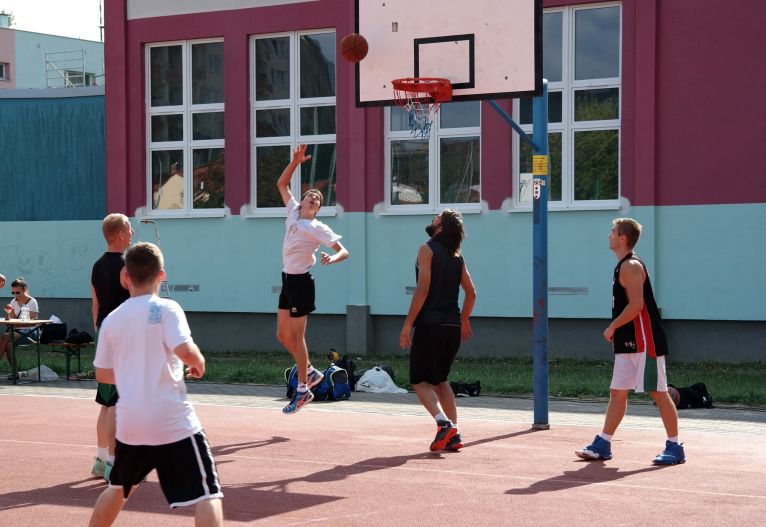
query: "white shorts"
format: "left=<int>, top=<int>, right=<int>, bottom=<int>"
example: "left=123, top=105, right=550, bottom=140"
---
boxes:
left=610, top=353, right=667, bottom=393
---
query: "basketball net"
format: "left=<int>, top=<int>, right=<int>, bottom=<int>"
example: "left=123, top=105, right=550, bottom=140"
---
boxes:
left=392, top=78, right=452, bottom=139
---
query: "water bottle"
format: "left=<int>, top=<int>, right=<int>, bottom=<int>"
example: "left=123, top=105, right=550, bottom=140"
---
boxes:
left=20, top=305, right=29, bottom=321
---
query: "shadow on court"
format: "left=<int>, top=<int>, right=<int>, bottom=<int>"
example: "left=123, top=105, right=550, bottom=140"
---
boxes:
left=506, top=460, right=665, bottom=495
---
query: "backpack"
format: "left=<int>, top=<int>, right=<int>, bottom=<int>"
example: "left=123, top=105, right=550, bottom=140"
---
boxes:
left=284, top=364, right=350, bottom=401
left=40, top=322, right=67, bottom=344
left=333, top=355, right=358, bottom=390
left=450, top=381, right=481, bottom=397
left=65, top=328, right=94, bottom=345
left=670, top=383, right=713, bottom=409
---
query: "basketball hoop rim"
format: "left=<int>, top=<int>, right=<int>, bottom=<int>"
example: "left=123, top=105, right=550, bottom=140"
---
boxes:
left=392, top=77, right=452, bottom=103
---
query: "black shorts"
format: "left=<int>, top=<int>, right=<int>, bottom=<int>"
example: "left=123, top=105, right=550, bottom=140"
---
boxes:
left=110, top=431, right=223, bottom=508
left=409, top=325, right=461, bottom=385
left=95, top=382, right=119, bottom=407
left=278, top=272, right=316, bottom=318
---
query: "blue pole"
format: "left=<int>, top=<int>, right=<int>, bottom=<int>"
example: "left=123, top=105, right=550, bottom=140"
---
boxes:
left=532, top=80, right=549, bottom=429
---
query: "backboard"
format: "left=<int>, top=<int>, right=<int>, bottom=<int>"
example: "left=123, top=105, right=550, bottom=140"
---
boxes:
left=354, top=0, right=542, bottom=107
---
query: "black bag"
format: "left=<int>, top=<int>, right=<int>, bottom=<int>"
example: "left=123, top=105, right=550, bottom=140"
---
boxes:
left=450, top=381, right=482, bottom=397
left=65, top=328, right=94, bottom=345
left=333, top=355, right=358, bottom=390
left=40, top=323, right=67, bottom=344
left=671, top=383, right=713, bottom=409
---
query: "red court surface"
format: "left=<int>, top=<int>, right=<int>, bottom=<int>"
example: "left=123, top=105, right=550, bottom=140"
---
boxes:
left=1, top=382, right=764, bottom=526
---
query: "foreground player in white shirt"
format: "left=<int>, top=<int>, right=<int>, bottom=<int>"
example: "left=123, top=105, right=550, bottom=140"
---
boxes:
left=276, top=144, right=349, bottom=414
left=90, top=242, right=223, bottom=527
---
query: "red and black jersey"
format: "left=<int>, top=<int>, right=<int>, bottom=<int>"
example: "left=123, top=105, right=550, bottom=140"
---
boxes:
left=612, top=252, right=668, bottom=357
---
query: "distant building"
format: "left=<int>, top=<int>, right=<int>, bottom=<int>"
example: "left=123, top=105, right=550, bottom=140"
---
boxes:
left=0, top=18, right=104, bottom=89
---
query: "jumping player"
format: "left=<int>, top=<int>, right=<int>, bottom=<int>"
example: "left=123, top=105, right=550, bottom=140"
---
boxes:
left=276, top=144, right=349, bottom=414
left=89, top=243, right=223, bottom=526
left=400, top=210, right=477, bottom=451
left=576, top=218, right=685, bottom=465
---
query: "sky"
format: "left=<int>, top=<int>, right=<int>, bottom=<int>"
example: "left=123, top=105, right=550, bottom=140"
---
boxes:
left=0, top=0, right=103, bottom=41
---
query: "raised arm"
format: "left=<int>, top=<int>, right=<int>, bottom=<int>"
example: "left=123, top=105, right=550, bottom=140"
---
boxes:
left=459, top=261, right=477, bottom=341
left=276, top=144, right=312, bottom=206
left=399, top=244, right=433, bottom=348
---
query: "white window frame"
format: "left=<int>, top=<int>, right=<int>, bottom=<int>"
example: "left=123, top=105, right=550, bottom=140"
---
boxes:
left=383, top=104, right=482, bottom=215
left=513, top=2, right=622, bottom=211
left=248, top=30, right=337, bottom=218
left=144, top=38, right=226, bottom=218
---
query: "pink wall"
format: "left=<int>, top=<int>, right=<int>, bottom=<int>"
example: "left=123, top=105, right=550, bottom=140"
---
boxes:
left=105, top=0, right=766, bottom=215
left=0, top=27, right=16, bottom=88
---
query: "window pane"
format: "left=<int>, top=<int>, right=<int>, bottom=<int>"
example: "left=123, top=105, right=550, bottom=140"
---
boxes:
left=300, top=143, right=337, bottom=206
left=575, top=7, right=620, bottom=80
left=151, top=114, right=183, bottom=142
left=520, top=91, right=562, bottom=125
left=543, top=12, right=562, bottom=82
left=518, top=132, right=561, bottom=202
left=391, top=140, right=429, bottom=205
left=440, top=101, right=480, bottom=128
left=300, top=33, right=336, bottom=98
left=255, top=37, right=290, bottom=101
left=256, top=145, right=290, bottom=207
left=192, top=148, right=225, bottom=209
left=256, top=108, right=291, bottom=137
left=150, top=46, right=183, bottom=107
left=151, top=150, right=184, bottom=210
left=300, top=106, right=336, bottom=135
left=574, top=129, right=618, bottom=200
left=440, top=137, right=480, bottom=203
left=390, top=106, right=410, bottom=132
left=192, top=42, right=224, bottom=104
left=192, top=112, right=225, bottom=140
left=574, top=88, right=619, bottom=121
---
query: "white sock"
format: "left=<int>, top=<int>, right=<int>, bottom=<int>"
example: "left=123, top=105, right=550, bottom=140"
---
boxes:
left=297, top=383, right=308, bottom=393
left=97, top=447, right=108, bottom=461
left=598, top=432, right=613, bottom=442
left=668, top=436, right=679, bottom=444
left=307, top=365, right=316, bottom=374
left=434, top=412, right=450, bottom=424
left=106, top=454, right=115, bottom=464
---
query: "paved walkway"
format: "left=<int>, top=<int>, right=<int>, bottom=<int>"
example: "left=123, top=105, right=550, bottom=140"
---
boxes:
left=2, top=379, right=763, bottom=436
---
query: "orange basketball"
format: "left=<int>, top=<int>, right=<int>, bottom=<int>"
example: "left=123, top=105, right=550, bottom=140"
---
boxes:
left=340, top=33, right=369, bottom=63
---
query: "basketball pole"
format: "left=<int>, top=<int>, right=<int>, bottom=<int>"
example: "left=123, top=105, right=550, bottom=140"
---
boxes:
left=531, top=80, right=549, bottom=429
left=489, top=79, right=550, bottom=429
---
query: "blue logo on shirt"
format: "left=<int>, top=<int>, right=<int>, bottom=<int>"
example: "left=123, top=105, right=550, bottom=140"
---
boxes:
left=148, top=303, right=162, bottom=324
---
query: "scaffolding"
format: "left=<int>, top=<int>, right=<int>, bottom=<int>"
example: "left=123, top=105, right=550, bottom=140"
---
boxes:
left=46, top=49, right=95, bottom=88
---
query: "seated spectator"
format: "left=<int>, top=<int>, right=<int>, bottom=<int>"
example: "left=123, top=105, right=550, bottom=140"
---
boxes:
left=1, top=277, right=39, bottom=371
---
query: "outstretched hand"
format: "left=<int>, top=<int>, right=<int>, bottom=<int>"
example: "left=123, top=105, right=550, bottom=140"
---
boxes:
left=292, top=144, right=312, bottom=165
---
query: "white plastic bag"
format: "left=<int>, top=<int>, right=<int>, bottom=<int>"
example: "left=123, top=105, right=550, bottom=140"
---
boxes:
left=355, top=367, right=407, bottom=394
left=24, top=364, right=59, bottom=382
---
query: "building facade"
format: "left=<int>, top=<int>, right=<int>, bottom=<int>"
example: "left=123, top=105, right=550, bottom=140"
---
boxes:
left=2, top=0, right=764, bottom=362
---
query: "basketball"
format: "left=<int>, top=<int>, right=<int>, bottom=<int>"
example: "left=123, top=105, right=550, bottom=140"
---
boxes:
left=340, top=33, right=369, bottom=63
left=668, top=386, right=681, bottom=407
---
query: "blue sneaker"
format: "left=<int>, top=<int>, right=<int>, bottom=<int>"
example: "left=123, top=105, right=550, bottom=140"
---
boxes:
left=575, top=435, right=613, bottom=460
left=653, top=441, right=685, bottom=465
left=306, top=368, right=324, bottom=389
left=282, top=389, right=314, bottom=414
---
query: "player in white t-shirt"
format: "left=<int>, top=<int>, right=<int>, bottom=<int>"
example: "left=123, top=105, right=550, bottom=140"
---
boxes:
left=276, top=144, right=349, bottom=414
left=1, top=277, right=39, bottom=372
left=90, top=242, right=223, bottom=527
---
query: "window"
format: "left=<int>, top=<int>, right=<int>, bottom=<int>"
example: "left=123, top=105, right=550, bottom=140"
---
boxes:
left=0, top=63, right=9, bottom=81
left=385, top=101, right=481, bottom=212
left=146, top=40, right=225, bottom=215
left=515, top=3, right=621, bottom=209
left=64, top=70, right=96, bottom=87
left=251, top=30, right=336, bottom=213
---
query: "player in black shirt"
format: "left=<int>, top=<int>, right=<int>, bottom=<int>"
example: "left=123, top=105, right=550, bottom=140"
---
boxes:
left=90, top=213, right=133, bottom=480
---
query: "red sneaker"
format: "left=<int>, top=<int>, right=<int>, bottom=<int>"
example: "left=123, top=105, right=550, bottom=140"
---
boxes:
left=445, top=432, right=464, bottom=451
left=430, top=420, right=458, bottom=451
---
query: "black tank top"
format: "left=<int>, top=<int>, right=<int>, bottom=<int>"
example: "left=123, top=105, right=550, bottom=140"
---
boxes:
left=91, top=252, right=130, bottom=327
left=612, top=252, right=668, bottom=356
left=414, top=239, right=464, bottom=327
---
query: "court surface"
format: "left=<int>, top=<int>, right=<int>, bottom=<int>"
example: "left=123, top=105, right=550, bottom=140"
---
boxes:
left=1, top=381, right=764, bottom=526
